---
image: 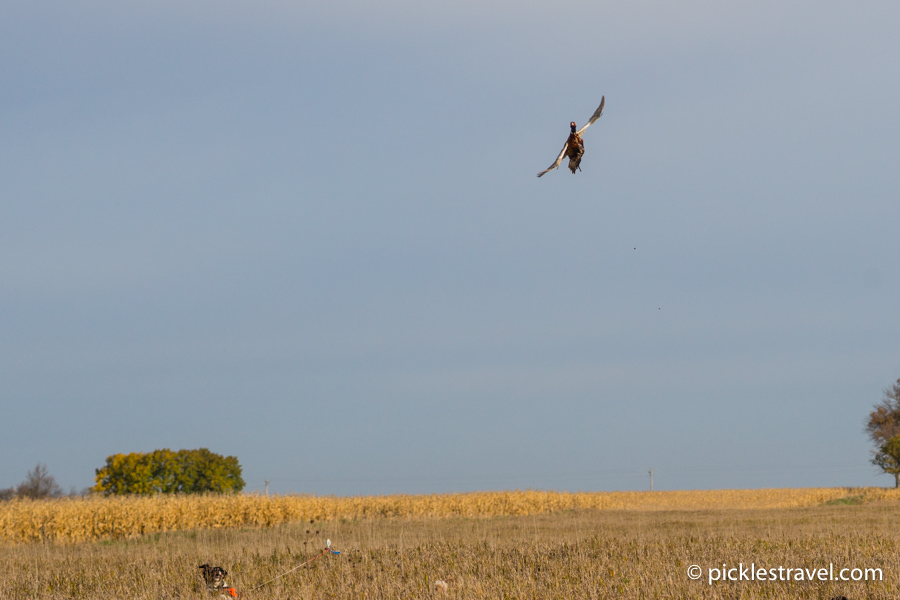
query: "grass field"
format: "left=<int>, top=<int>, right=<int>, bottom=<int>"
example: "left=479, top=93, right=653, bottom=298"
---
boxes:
left=3, top=488, right=900, bottom=599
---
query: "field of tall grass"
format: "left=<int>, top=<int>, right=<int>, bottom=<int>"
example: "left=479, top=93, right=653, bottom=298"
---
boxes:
left=3, top=487, right=899, bottom=544
left=4, top=494, right=900, bottom=599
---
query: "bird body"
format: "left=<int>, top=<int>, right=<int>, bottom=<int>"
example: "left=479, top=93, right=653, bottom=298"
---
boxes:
left=537, top=97, right=604, bottom=178
left=563, top=125, right=586, bottom=174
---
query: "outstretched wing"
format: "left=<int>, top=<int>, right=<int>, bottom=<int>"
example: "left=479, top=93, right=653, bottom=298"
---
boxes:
left=576, top=96, right=605, bottom=136
left=537, top=141, right=569, bottom=177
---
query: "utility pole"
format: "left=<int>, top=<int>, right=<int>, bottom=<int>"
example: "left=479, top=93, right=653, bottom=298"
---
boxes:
left=648, top=469, right=653, bottom=492
left=265, top=480, right=269, bottom=496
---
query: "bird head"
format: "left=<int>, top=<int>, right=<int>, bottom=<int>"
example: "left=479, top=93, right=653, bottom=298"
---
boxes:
left=570, top=121, right=577, bottom=133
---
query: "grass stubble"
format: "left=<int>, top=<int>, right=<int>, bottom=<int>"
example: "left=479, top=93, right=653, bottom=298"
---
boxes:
left=2, top=489, right=900, bottom=599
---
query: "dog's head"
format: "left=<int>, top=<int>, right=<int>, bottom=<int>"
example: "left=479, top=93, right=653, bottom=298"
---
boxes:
left=198, top=564, right=229, bottom=591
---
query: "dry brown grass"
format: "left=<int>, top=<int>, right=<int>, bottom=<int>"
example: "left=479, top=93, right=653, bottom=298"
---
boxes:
left=3, top=499, right=900, bottom=599
left=4, top=487, right=899, bottom=544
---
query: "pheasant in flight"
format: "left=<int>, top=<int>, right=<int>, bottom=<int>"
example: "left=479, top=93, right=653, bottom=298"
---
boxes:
left=537, top=96, right=605, bottom=177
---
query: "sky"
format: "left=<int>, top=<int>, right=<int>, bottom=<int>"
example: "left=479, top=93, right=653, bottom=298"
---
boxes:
left=2, top=1, right=899, bottom=496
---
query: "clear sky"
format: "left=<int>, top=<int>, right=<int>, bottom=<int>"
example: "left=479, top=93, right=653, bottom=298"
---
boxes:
left=2, top=1, right=899, bottom=496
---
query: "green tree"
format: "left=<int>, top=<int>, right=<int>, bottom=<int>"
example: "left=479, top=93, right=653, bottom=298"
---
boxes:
left=872, top=436, right=900, bottom=489
left=866, top=378, right=900, bottom=487
left=93, top=449, right=244, bottom=495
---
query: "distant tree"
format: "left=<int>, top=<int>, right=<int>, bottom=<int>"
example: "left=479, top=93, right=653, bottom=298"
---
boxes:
left=866, top=378, right=900, bottom=487
left=872, top=437, right=900, bottom=489
left=93, top=449, right=244, bottom=495
left=0, top=487, right=15, bottom=501
left=16, top=463, right=64, bottom=499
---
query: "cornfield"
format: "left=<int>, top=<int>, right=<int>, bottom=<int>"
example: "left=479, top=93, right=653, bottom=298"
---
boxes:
left=3, top=487, right=898, bottom=544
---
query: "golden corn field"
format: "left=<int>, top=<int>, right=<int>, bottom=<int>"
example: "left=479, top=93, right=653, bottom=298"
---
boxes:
left=4, top=487, right=900, bottom=599
left=2, top=487, right=897, bottom=544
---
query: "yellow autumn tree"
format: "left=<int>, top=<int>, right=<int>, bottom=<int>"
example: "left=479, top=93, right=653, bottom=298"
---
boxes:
left=93, top=449, right=244, bottom=495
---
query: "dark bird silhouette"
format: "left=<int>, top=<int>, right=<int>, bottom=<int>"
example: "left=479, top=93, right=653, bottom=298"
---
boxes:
left=537, top=97, right=605, bottom=177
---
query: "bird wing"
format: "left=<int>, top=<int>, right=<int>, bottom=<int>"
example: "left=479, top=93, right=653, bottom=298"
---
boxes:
left=576, top=96, right=605, bottom=136
left=537, top=141, right=569, bottom=177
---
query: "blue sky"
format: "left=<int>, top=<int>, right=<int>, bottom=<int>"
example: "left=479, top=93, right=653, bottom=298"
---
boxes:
left=2, top=1, right=899, bottom=495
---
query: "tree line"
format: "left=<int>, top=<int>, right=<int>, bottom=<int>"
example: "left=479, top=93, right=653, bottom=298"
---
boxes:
left=0, top=463, right=67, bottom=500
left=2, top=449, right=244, bottom=500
